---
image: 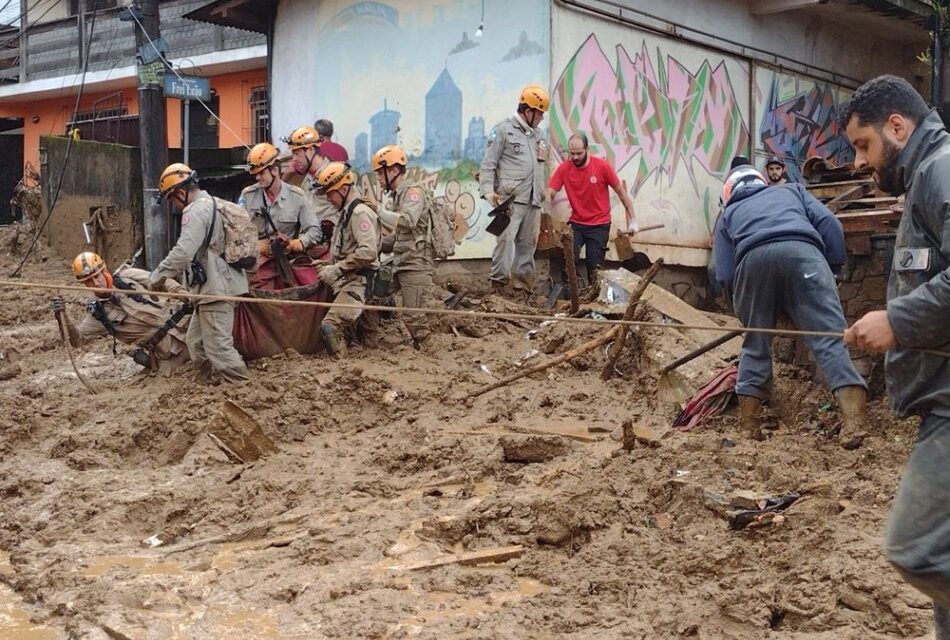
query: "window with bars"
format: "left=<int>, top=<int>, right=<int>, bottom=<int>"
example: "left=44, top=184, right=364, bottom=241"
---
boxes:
left=250, top=85, right=269, bottom=145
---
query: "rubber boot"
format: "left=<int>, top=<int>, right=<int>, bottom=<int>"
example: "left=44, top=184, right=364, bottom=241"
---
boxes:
left=738, top=395, right=765, bottom=441
left=835, top=385, right=868, bottom=450
left=320, top=323, right=347, bottom=360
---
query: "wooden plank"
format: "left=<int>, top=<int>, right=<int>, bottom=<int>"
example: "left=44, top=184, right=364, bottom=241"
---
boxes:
left=825, top=183, right=873, bottom=213
left=389, top=545, right=525, bottom=571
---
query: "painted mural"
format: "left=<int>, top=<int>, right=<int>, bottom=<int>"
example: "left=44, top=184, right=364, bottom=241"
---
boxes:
left=311, top=0, right=549, bottom=259
left=754, top=68, right=855, bottom=183
left=550, top=9, right=751, bottom=262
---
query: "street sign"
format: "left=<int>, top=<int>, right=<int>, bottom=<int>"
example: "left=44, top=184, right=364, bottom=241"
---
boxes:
left=163, top=75, right=210, bottom=102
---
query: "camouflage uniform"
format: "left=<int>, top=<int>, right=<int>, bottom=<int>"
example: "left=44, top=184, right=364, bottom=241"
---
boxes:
left=479, top=113, right=546, bottom=292
left=149, top=190, right=249, bottom=382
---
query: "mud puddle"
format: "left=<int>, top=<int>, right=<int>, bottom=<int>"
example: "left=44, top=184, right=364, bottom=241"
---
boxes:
left=0, top=552, right=62, bottom=640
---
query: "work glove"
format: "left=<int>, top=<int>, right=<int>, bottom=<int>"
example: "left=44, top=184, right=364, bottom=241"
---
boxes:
left=258, top=239, right=271, bottom=256
left=50, top=295, right=65, bottom=314
left=626, top=218, right=640, bottom=235
left=487, top=192, right=503, bottom=208
left=286, top=238, right=304, bottom=253
left=319, top=264, right=343, bottom=286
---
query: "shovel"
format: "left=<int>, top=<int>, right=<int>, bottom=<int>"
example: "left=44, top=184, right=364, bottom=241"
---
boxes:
left=656, top=330, right=742, bottom=403
left=485, top=194, right=516, bottom=236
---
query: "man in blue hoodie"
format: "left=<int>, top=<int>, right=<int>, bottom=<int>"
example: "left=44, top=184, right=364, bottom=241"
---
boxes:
left=712, top=165, right=867, bottom=443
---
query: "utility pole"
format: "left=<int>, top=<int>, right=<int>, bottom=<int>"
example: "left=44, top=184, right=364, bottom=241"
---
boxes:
left=133, top=0, right=168, bottom=269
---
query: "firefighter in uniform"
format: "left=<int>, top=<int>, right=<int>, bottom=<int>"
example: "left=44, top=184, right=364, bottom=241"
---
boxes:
left=238, top=142, right=321, bottom=256
left=479, top=84, right=550, bottom=298
left=288, top=125, right=338, bottom=238
left=372, top=145, right=433, bottom=347
left=148, top=163, right=250, bottom=382
left=314, top=162, right=380, bottom=359
left=49, top=252, right=190, bottom=373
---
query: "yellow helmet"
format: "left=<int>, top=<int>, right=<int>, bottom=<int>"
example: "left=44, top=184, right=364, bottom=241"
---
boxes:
left=519, top=84, right=550, bottom=112
left=247, top=142, right=280, bottom=174
left=288, top=126, right=321, bottom=151
left=72, top=251, right=105, bottom=281
left=315, top=162, right=355, bottom=194
left=371, top=145, right=408, bottom=171
left=159, top=163, right=196, bottom=196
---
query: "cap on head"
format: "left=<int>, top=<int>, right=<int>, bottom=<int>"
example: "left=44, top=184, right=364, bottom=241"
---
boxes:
left=315, top=162, right=355, bottom=194
left=288, top=126, right=321, bottom=151
left=247, top=142, right=280, bottom=175
left=371, top=145, right=408, bottom=171
left=72, top=251, right=105, bottom=281
left=519, top=84, right=550, bottom=112
left=159, top=163, right=196, bottom=196
left=766, top=155, right=785, bottom=168
left=722, top=166, right=766, bottom=205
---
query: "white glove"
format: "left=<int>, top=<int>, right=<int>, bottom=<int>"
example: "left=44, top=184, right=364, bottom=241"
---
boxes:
left=626, top=218, right=640, bottom=234
left=319, top=264, right=343, bottom=286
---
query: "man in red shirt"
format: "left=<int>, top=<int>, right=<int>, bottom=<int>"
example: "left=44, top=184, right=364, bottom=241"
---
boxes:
left=547, top=133, right=636, bottom=280
left=314, top=118, right=349, bottom=162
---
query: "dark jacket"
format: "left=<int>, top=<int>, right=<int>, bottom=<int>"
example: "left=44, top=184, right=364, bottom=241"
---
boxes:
left=712, top=182, right=846, bottom=292
left=885, top=110, right=950, bottom=418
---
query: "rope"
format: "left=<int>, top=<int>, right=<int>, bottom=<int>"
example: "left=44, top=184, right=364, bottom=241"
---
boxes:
left=6, top=279, right=950, bottom=361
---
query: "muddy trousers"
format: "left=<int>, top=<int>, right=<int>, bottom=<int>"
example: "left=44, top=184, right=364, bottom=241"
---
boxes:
left=491, top=202, right=540, bottom=292
left=885, top=413, right=950, bottom=637
left=186, top=300, right=249, bottom=382
left=732, top=241, right=865, bottom=399
left=323, top=277, right=367, bottom=332
left=393, top=267, right=432, bottom=343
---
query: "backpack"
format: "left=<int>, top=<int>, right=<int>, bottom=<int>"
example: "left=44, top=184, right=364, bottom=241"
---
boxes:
left=202, top=197, right=258, bottom=271
left=424, top=190, right=458, bottom=260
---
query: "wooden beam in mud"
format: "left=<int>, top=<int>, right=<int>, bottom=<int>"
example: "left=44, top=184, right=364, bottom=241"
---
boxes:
left=388, top=545, right=525, bottom=571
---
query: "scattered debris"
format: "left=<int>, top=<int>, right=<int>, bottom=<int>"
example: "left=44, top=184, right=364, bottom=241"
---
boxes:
left=206, top=400, right=278, bottom=464
left=388, top=545, right=525, bottom=572
left=500, top=434, right=573, bottom=463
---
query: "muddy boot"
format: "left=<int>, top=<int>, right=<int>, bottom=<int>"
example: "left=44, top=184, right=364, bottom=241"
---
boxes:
left=738, top=395, right=765, bottom=441
left=835, top=385, right=868, bottom=450
left=320, top=323, right=347, bottom=360
left=490, top=281, right=506, bottom=296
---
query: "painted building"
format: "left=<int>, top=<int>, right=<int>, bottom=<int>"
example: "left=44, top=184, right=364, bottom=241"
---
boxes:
left=177, top=0, right=938, bottom=264
left=0, top=0, right=268, bottom=206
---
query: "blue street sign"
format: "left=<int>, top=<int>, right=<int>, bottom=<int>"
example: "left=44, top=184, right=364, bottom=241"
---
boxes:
left=163, top=75, right=210, bottom=102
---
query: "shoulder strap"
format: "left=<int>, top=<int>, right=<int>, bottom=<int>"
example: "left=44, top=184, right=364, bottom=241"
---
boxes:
left=336, top=199, right=364, bottom=255
left=192, top=198, right=217, bottom=264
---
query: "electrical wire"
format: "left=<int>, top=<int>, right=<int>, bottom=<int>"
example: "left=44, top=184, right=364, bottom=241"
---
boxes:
left=9, top=2, right=98, bottom=277
left=128, top=6, right=251, bottom=151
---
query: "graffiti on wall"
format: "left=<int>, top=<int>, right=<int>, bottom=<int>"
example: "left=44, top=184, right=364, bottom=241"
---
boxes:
left=757, top=73, right=854, bottom=183
left=551, top=34, right=750, bottom=205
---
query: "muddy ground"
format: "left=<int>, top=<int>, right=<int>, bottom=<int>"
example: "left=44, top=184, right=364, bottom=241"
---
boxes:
left=0, top=224, right=935, bottom=639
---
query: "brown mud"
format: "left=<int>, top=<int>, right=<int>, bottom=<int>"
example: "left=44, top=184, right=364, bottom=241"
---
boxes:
left=0, top=225, right=935, bottom=639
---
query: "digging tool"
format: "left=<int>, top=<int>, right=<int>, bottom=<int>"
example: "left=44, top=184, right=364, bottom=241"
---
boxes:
left=618, top=223, right=666, bottom=237
left=53, top=308, right=97, bottom=395
left=656, top=330, right=743, bottom=403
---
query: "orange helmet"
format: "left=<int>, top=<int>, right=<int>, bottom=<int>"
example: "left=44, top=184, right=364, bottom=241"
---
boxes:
left=371, top=145, right=408, bottom=171
left=288, top=126, right=321, bottom=151
left=721, top=166, right=766, bottom=205
left=315, top=162, right=355, bottom=194
left=72, top=251, right=105, bottom=281
left=159, top=163, right=196, bottom=196
left=519, top=85, right=550, bottom=112
left=247, top=142, right=280, bottom=174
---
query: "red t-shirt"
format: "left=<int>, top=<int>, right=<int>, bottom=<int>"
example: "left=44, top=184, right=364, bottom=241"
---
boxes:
left=318, top=140, right=349, bottom=163
left=548, top=155, right=621, bottom=226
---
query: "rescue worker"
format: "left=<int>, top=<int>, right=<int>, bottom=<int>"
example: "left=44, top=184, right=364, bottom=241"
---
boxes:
left=479, top=84, right=549, bottom=299
left=372, top=145, right=433, bottom=348
left=288, top=125, right=338, bottom=236
left=49, top=252, right=190, bottom=373
left=840, top=75, right=950, bottom=637
left=148, top=163, right=250, bottom=382
left=313, top=162, right=380, bottom=359
left=238, top=142, right=321, bottom=257
left=712, top=165, right=867, bottom=443
left=765, top=155, right=788, bottom=186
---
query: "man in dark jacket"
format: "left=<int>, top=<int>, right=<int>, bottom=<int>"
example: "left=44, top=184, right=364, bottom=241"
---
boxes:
left=713, top=165, right=867, bottom=442
left=842, top=75, right=950, bottom=636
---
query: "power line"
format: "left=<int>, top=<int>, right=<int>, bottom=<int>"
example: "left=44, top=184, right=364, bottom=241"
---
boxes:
left=10, top=0, right=99, bottom=277
left=128, top=7, right=251, bottom=151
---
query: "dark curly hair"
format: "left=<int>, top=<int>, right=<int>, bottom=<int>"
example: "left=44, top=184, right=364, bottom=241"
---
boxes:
left=837, top=75, right=929, bottom=131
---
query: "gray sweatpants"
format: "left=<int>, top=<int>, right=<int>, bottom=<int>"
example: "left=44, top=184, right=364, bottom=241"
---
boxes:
left=732, top=240, right=865, bottom=399
left=885, top=413, right=950, bottom=638
left=491, top=202, right=541, bottom=292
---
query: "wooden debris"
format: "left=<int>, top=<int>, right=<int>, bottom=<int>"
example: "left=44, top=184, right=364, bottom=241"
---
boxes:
left=207, top=400, right=277, bottom=464
left=500, top=434, right=573, bottom=463
left=560, top=229, right=581, bottom=314
left=389, top=545, right=524, bottom=571
left=601, top=258, right=664, bottom=380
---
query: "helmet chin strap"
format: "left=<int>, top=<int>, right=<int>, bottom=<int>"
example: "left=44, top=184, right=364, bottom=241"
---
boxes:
left=263, top=166, right=278, bottom=192
left=304, top=148, right=318, bottom=175
left=382, top=166, right=394, bottom=193
left=336, top=184, right=351, bottom=210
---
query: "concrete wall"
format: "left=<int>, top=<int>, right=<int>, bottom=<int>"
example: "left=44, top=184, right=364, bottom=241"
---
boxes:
left=272, top=0, right=551, bottom=259
left=40, top=136, right=143, bottom=270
